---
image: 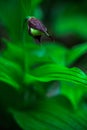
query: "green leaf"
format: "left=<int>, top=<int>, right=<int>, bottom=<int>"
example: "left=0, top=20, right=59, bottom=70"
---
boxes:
left=61, top=81, right=87, bottom=109
left=54, top=4, right=87, bottom=39
left=10, top=97, right=87, bottom=130
left=21, top=0, right=42, bottom=16
left=28, top=64, right=87, bottom=87
left=26, top=42, right=67, bottom=70
left=0, top=57, right=21, bottom=89
left=67, top=43, right=87, bottom=66
left=0, top=0, right=23, bottom=41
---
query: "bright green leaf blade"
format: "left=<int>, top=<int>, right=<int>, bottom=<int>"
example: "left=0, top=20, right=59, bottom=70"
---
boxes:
left=61, top=81, right=87, bottom=109
left=28, top=64, right=87, bottom=87
left=0, top=56, right=22, bottom=89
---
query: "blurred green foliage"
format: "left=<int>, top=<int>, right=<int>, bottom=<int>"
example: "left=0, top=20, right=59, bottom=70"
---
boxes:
left=0, top=0, right=87, bottom=130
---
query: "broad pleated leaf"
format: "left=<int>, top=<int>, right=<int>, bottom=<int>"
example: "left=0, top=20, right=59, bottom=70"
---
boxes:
left=10, top=97, right=87, bottom=130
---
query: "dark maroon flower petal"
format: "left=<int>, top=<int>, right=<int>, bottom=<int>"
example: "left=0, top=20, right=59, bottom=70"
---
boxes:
left=28, top=17, right=49, bottom=36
